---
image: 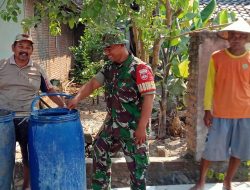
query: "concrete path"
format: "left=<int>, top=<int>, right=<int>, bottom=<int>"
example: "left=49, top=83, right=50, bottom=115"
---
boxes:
left=112, top=182, right=250, bottom=190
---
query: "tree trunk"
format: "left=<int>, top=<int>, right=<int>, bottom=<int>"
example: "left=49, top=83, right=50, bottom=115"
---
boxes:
left=132, top=24, right=149, bottom=62
left=152, top=37, right=164, bottom=73
left=132, top=23, right=141, bottom=58
left=166, top=0, right=172, bottom=27
left=97, top=95, right=99, bottom=104
left=158, top=80, right=167, bottom=138
left=138, top=28, right=144, bottom=61
left=157, top=0, right=173, bottom=138
left=141, top=40, right=149, bottom=62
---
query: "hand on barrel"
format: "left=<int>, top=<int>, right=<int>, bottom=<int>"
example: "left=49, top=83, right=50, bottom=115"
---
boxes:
left=66, top=97, right=79, bottom=110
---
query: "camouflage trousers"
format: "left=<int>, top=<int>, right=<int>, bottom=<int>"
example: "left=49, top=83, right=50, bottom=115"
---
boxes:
left=92, top=122, right=149, bottom=190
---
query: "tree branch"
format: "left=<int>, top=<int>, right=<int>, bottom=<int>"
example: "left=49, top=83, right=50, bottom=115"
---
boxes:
left=166, top=0, right=172, bottom=26
left=167, top=23, right=231, bottom=40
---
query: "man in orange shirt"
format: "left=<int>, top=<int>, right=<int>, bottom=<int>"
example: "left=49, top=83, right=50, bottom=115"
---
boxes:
left=191, top=19, right=250, bottom=190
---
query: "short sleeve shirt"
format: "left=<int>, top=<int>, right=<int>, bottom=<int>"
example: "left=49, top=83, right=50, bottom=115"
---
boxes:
left=94, top=54, right=155, bottom=123
left=204, top=49, right=250, bottom=118
left=0, top=56, right=53, bottom=115
left=95, top=55, right=156, bottom=96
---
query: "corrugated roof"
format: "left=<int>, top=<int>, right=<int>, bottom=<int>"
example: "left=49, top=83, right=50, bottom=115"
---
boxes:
left=199, top=0, right=250, bottom=19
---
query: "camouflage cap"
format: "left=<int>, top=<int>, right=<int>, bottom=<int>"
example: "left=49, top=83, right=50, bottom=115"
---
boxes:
left=102, top=32, right=128, bottom=48
left=14, top=34, right=33, bottom=44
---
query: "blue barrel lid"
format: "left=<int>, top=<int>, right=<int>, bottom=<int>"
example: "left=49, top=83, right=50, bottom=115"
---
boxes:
left=30, top=108, right=80, bottom=123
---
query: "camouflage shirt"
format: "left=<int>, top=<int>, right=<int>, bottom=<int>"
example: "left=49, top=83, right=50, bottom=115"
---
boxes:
left=95, top=54, right=156, bottom=129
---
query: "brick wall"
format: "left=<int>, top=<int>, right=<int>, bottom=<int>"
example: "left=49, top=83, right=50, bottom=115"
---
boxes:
left=186, top=31, right=228, bottom=160
left=23, top=0, right=74, bottom=82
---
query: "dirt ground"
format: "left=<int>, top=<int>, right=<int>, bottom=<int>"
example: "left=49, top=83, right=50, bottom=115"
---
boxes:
left=67, top=84, right=187, bottom=158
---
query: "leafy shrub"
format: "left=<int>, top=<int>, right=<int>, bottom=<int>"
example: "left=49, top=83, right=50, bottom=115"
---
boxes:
left=69, top=28, right=105, bottom=83
left=69, top=28, right=105, bottom=99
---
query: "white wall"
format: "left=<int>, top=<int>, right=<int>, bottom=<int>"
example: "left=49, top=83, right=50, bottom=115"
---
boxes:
left=0, top=1, right=24, bottom=59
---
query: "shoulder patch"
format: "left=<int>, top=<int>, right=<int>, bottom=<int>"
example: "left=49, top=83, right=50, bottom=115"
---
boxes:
left=136, top=64, right=156, bottom=94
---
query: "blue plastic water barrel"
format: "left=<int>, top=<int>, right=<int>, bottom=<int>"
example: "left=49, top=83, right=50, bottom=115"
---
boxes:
left=28, top=93, right=86, bottom=190
left=0, top=109, right=15, bottom=190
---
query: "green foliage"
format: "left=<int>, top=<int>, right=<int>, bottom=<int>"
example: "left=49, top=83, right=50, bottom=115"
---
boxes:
left=215, top=172, right=225, bottom=181
left=69, top=28, right=104, bottom=97
left=69, top=28, right=104, bottom=83
left=177, top=60, right=189, bottom=78
left=0, top=0, right=239, bottom=133
left=0, top=0, right=82, bottom=35
left=245, top=160, right=250, bottom=167
left=200, top=0, right=216, bottom=24
left=166, top=77, right=187, bottom=110
left=213, top=9, right=237, bottom=25
left=1, top=0, right=238, bottom=37
left=191, top=0, right=217, bottom=29
left=242, top=161, right=250, bottom=179
left=207, top=169, right=225, bottom=181
left=170, top=38, right=189, bottom=79
left=167, top=78, right=186, bottom=97
left=83, top=61, right=105, bottom=97
left=155, top=0, right=234, bottom=113
left=0, top=0, right=22, bottom=22
left=207, top=169, right=214, bottom=179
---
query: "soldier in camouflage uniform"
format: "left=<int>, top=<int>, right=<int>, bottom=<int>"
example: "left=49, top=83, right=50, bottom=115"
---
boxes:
left=67, top=32, right=156, bottom=190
